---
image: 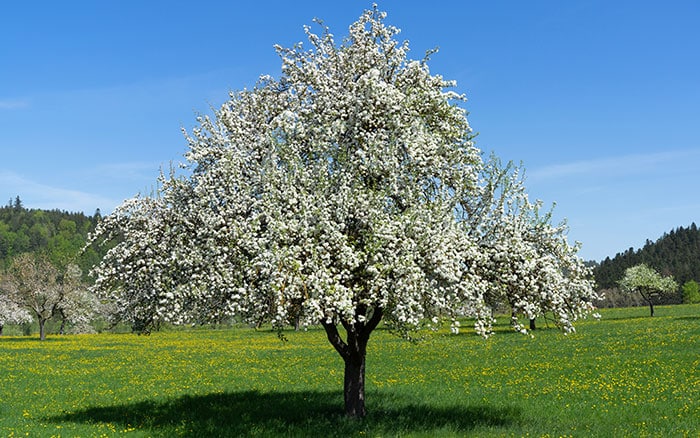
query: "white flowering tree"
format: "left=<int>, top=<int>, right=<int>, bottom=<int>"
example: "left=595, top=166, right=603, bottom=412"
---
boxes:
left=466, top=157, right=599, bottom=333
left=0, top=292, right=32, bottom=335
left=1, top=253, right=62, bottom=340
left=90, top=7, right=597, bottom=417
left=56, top=264, right=100, bottom=334
left=619, top=264, right=677, bottom=317
left=0, top=253, right=94, bottom=340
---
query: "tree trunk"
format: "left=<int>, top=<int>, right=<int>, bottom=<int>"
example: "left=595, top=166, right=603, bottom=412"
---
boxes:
left=322, top=307, right=383, bottom=418
left=39, top=318, right=46, bottom=341
left=529, top=318, right=536, bottom=330
left=640, top=290, right=655, bottom=317
left=0, top=324, right=4, bottom=336
left=343, top=342, right=367, bottom=417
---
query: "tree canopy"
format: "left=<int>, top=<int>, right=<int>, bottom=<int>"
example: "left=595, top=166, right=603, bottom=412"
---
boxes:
left=618, top=264, right=677, bottom=317
left=89, top=7, right=597, bottom=417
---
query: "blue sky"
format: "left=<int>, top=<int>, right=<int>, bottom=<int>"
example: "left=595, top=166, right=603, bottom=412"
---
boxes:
left=1, top=1, right=698, bottom=261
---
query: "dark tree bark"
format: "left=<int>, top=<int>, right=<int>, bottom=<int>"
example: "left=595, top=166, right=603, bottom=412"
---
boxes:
left=643, top=295, right=655, bottom=317
left=639, top=288, right=655, bottom=317
left=343, top=340, right=367, bottom=417
left=39, top=318, right=47, bottom=341
left=321, top=307, right=383, bottom=418
left=529, top=318, right=536, bottom=330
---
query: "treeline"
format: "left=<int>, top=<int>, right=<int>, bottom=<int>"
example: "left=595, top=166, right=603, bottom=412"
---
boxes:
left=0, top=196, right=103, bottom=278
left=593, top=223, right=700, bottom=300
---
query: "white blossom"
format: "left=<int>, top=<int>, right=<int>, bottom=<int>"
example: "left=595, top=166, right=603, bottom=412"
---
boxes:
left=0, top=293, right=32, bottom=330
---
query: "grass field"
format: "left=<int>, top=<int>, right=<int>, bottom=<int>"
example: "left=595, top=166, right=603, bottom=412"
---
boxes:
left=1, top=304, right=699, bottom=437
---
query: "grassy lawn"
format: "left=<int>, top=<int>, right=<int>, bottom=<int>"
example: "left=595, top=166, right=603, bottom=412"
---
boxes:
left=1, top=304, right=698, bottom=437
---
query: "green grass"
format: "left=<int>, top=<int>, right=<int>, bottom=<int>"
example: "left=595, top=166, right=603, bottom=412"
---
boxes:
left=1, top=305, right=699, bottom=437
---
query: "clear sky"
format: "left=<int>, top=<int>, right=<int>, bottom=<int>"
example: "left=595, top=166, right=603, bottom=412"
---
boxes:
left=1, top=1, right=699, bottom=261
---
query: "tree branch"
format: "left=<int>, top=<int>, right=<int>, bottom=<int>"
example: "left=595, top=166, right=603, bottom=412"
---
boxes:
left=321, top=320, right=349, bottom=360
left=364, top=306, right=384, bottom=335
left=340, top=317, right=354, bottom=336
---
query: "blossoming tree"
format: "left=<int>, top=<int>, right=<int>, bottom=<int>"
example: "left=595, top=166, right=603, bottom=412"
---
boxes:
left=90, top=7, right=597, bottom=417
left=619, top=264, right=677, bottom=317
left=466, top=158, right=598, bottom=333
left=55, top=264, right=100, bottom=335
left=1, top=253, right=93, bottom=340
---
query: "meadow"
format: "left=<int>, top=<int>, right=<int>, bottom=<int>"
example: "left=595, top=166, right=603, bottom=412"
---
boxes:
left=1, top=305, right=698, bottom=437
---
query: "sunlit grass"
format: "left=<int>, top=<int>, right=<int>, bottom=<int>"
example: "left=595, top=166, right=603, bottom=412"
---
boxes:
left=1, top=304, right=698, bottom=436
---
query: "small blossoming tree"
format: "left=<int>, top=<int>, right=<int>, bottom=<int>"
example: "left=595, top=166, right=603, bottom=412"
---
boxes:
left=90, top=7, right=597, bottom=417
left=1, top=254, right=94, bottom=340
left=619, top=264, right=677, bottom=317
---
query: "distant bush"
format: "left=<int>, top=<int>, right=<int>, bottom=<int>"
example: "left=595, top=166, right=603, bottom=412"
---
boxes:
left=682, top=280, right=700, bottom=304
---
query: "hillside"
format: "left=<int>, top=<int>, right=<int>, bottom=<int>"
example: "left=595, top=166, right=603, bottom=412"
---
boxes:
left=0, top=196, right=102, bottom=277
left=593, top=223, right=700, bottom=291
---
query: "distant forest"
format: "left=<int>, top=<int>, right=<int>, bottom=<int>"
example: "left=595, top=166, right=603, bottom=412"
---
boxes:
left=0, top=196, right=103, bottom=279
left=593, top=223, right=700, bottom=298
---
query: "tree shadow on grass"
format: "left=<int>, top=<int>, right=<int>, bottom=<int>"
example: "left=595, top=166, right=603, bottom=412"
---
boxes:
left=47, top=390, right=521, bottom=437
